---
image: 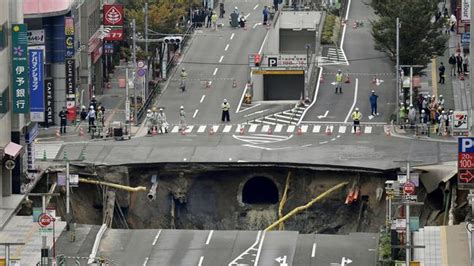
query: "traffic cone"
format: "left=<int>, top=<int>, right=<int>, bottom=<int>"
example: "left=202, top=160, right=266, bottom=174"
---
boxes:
left=55, top=128, right=61, bottom=138
left=460, top=72, right=465, bottom=81
left=209, top=127, right=215, bottom=135
left=267, top=127, right=273, bottom=135
left=325, top=126, right=332, bottom=136
left=180, top=126, right=187, bottom=135
left=352, top=21, right=357, bottom=29
left=297, top=126, right=303, bottom=135
left=152, top=127, right=157, bottom=135
left=233, top=79, right=237, bottom=88
left=79, top=126, right=84, bottom=137
left=344, top=74, right=351, bottom=84
left=42, top=150, right=47, bottom=161
left=385, top=126, right=391, bottom=137
left=320, top=75, right=324, bottom=83
left=355, top=126, right=362, bottom=136
left=372, top=76, right=377, bottom=84
left=239, top=126, right=245, bottom=135
left=206, top=80, right=211, bottom=89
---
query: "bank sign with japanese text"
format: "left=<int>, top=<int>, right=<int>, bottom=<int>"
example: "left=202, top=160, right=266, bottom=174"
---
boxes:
left=458, top=138, right=474, bottom=190
left=12, top=24, right=29, bottom=113
left=29, top=49, right=44, bottom=122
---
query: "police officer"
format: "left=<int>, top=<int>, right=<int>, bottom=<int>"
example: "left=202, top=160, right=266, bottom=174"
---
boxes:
left=90, top=95, right=97, bottom=110
left=86, top=105, right=96, bottom=133
left=351, top=107, right=362, bottom=133
left=221, top=99, right=230, bottom=122
left=335, top=69, right=343, bottom=94
left=58, top=106, right=68, bottom=134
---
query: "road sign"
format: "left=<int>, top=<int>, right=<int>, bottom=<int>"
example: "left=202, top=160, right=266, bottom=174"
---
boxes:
left=137, top=60, right=145, bottom=69
left=4, top=159, right=15, bottom=170
left=453, top=111, right=469, bottom=136
left=403, top=181, right=416, bottom=195
left=137, top=68, right=146, bottom=77
left=275, top=256, right=288, bottom=266
left=467, top=221, right=473, bottom=232
left=458, top=138, right=474, bottom=189
left=70, top=174, right=79, bottom=187
left=38, top=213, right=53, bottom=227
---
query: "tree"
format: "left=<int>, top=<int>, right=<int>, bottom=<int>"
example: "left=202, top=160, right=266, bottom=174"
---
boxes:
left=370, top=0, right=447, bottom=70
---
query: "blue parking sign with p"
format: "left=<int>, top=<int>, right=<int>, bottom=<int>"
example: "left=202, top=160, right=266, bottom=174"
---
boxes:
left=459, top=137, right=474, bottom=152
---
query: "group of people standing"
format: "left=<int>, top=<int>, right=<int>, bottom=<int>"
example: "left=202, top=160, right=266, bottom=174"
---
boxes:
left=191, top=7, right=218, bottom=29
left=58, top=95, right=105, bottom=135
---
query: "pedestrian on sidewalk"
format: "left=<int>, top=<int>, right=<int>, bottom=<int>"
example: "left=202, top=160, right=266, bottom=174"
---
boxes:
left=335, top=69, right=343, bottom=94
left=80, top=106, right=87, bottom=121
left=146, top=109, right=154, bottom=134
left=98, top=103, right=105, bottom=127
left=449, top=54, right=456, bottom=76
left=206, top=8, right=213, bottom=28
left=219, top=1, right=225, bottom=18
left=59, top=106, right=68, bottom=134
left=351, top=107, right=362, bottom=133
left=90, top=95, right=98, bottom=110
left=417, top=94, right=424, bottom=114
left=420, top=109, right=429, bottom=135
left=273, top=0, right=280, bottom=11
left=369, top=90, right=378, bottom=116
left=408, top=104, right=416, bottom=129
left=263, top=6, right=270, bottom=25
left=399, top=103, right=407, bottom=129
left=211, top=12, right=218, bottom=30
left=447, top=109, right=454, bottom=135
left=96, top=107, right=103, bottom=134
left=179, top=106, right=187, bottom=131
left=429, top=96, right=438, bottom=124
left=180, top=68, right=187, bottom=92
left=221, top=99, right=231, bottom=122
left=456, top=53, right=463, bottom=74
left=422, top=95, right=429, bottom=114
left=157, top=108, right=168, bottom=134
left=438, top=110, right=448, bottom=136
left=86, top=106, right=96, bottom=133
left=463, top=54, right=469, bottom=74
left=437, top=95, right=445, bottom=109
left=438, top=62, right=445, bottom=84
left=204, top=8, right=210, bottom=28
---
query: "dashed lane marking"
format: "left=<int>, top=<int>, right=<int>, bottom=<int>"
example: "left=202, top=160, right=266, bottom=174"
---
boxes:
left=312, top=125, right=321, bottom=133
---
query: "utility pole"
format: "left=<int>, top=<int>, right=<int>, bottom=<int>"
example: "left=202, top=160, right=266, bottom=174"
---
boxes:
left=405, top=161, right=411, bottom=266
left=400, top=65, right=424, bottom=107
left=396, top=17, right=400, bottom=109
left=144, top=0, right=149, bottom=57
left=131, top=19, right=138, bottom=125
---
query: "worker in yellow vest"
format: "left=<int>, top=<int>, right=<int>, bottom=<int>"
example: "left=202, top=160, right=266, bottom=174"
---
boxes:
left=351, top=107, right=362, bottom=133
left=335, top=69, right=343, bottom=94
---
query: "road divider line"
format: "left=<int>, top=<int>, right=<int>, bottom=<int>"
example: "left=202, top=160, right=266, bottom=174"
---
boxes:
left=245, top=13, right=250, bottom=19
left=219, top=55, right=224, bottom=63
left=198, top=256, right=204, bottom=266
left=225, top=44, right=230, bottom=51
left=230, top=33, right=234, bottom=40
left=152, top=230, right=162, bottom=246
left=205, top=230, right=214, bottom=245
left=253, top=23, right=258, bottom=29
left=213, top=68, right=218, bottom=76
left=254, top=231, right=266, bottom=266
left=143, top=257, right=149, bottom=266
left=193, top=109, right=199, bottom=118
left=258, top=28, right=270, bottom=55
left=344, top=78, right=359, bottom=123
left=254, top=4, right=259, bottom=10
left=200, top=95, right=206, bottom=103
left=311, top=243, right=317, bottom=258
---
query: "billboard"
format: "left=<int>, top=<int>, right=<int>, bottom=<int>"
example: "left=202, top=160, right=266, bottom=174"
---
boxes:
left=27, top=29, right=45, bottom=45
left=452, top=111, right=469, bottom=136
left=462, top=0, right=470, bottom=21
left=103, top=4, right=124, bottom=26
left=65, top=59, right=76, bottom=121
left=11, top=24, right=29, bottom=113
left=65, top=17, right=74, bottom=58
left=263, top=54, right=308, bottom=68
left=103, top=28, right=124, bottom=41
left=29, top=49, right=44, bottom=122
left=44, top=78, right=54, bottom=125
left=458, top=138, right=474, bottom=190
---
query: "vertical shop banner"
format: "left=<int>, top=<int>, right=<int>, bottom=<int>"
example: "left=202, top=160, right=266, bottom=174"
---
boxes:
left=65, top=59, right=76, bottom=121
left=11, top=24, right=29, bottom=113
left=65, top=17, right=74, bottom=58
left=103, top=4, right=124, bottom=26
left=29, top=49, right=44, bottom=122
left=462, top=0, right=471, bottom=21
left=44, top=78, right=55, bottom=125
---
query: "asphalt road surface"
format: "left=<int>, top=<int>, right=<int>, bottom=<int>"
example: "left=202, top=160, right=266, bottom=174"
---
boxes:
left=94, top=229, right=378, bottom=265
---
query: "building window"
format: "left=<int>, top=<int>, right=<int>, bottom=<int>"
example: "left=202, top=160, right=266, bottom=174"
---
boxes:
left=0, top=22, right=8, bottom=50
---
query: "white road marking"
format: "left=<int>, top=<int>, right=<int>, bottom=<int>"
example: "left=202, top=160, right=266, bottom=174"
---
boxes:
left=205, top=230, right=214, bottom=245
left=245, top=13, right=250, bottom=19
left=200, top=95, right=206, bottom=103
left=311, top=243, right=317, bottom=258
left=344, top=78, right=359, bottom=123
left=331, top=138, right=336, bottom=141
left=197, top=125, right=207, bottom=133
left=219, top=55, right=224, bottom=63
left=317, top=110, right=329, bottom=119
left=275, top=124, right=283, bottom=132
left=225, top=44, right=230, bottom=51
left=254, top=231, right=266, bottom=266
left=338, top=126, right=347, bottom=133
left=242, top=144, right=292, bottom=151
left=171, top=126, right=179, bottom=133
left=228, top=231, right=262, bottom=266
left=198, top=256, right=204, bottom=266
left=261, top=125, right=270, bottom=132
left=253, top=23, right=259, bottom=29
left=236, top=124, right=244, bottom=133
left=326, top=125, right=334, bottom=133
left=230, top=33, right=235, bottom=40
left=364, top=126, right=372, bottom=134
left=258, top=27, right=270, bottom=54
left=300, top=125, right=308, bottom=133
left=143, top=257, right=149, bottom=266
left=152, top=230, right=162, bottom=246
left=213, top=68, right=218, bottom=76
left=212, top=125, right=219, bottom=132
left=185, top=126, right=194, bottom=133
left=320, top=141, right=329, bottom=144
left=249, top=124, right=258, bottom=133
left=243, top=108, right=270, bottom=117
left=208, top=81, right=212, bottom=86
left=313, top=125, right=321, bottom=133
left=287, top=125, right=295, bottom=132
left=193, top=109, right=199, bottom=118
left=223, top=125, right=232, bottom=133
left=254, top=4, right=259, bottom=9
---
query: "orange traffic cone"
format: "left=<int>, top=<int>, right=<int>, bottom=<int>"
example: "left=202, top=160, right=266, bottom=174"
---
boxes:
left=233, top=79, right=237, bottom=88
left=267, top=127, right=273, bottom=135
left=206, top=80, right=212, bottom=89
left=320, top=75, right=324, bottom=83
left=460, top=72, right=465, bottom=81
left=79, top=127, right=84, bottom=137
left=372, top=76, right=377, bottom=84
left=152, top=127, right=157, bottom=135
left=344, top=75, right=351, bottom=84
left=55, top=128, right=61, bottom=138
left=325, top=126, right=332, bottom=136
left=239, top=126, right=245, bottom=135
left=297, top=126, right=303, bottom=135
left=384, top=126, right=391, bottom=137
left=209, top=127, right=215, bottom=135
left=355, top=126, right=362, bottom=136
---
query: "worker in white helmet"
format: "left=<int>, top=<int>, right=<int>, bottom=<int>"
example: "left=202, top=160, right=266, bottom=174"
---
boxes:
left=179, top=106, right=187, bottom=131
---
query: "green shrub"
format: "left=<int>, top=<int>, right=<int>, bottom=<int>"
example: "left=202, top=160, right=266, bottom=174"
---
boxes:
left=321, top=14, right=337, bottom=44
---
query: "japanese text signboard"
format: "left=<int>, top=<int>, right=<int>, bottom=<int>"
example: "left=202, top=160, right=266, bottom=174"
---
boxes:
left=29, top=49, right=44, bottom=122
left=44, top=78, right=54, bottom=125
left=65, top=59, right=76, bottom=121
left=11, top=24, right=29, bottom=113
left=65, top=17, right=74, bottom=58
left=453, top=111, right=469, bottom=136
left=458, top=138, right=474, bottom=190
left=103, top=28, right=124, bottom=41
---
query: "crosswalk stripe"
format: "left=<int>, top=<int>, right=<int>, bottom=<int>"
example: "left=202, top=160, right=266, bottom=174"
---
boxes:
left=198, top=125, right=207, bottom=133
left=275, top=124, right=283, bottom=133
left=326, top=125, right=334, bottom=133
left=364, top=126, right=372, bottom=134
left=185, top=126, right=194, bottom=133
left=212, top=125, right=220, bottom=132
left=261, top=125, right=270, bottom=133
left=235, top=124, right=243, bottom=133
left=312, top=125, right=321, bottom=133
left=338, top=126, right=347, bottom=133
left=223, top=125, right=232, bottom=133
left=171, top=126, right=179, bottom=133
left=249, top=124, right=258, bottom=132
left=287, top=125, right=295, bottom=133
left=300, top=125, right=308, bottom=133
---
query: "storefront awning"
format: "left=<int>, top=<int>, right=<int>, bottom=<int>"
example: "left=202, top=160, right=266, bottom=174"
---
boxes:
left=4, top=142, right=23, bottom=158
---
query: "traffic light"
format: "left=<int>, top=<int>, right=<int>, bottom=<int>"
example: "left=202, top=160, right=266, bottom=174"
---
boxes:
left=164, top=36, right=183, bottom=45
left=254, top=54, right=261, bottom=67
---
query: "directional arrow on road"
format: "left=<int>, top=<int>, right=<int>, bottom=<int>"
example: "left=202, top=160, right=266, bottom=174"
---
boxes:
left=375, top=79, right=384, bottom=86
left=275, top=256, right=288, bottom=266
left=331, top=82, right=337, bottom=86
left=317, top=110, right=329, bottom=119
left=341, top=257, right=353, bottom=265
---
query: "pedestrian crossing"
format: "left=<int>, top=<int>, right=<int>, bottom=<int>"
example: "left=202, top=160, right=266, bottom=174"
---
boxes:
left=319, top=47, right=347, bottom=65
left=165, top=123, right=385, bottom=136
left=250, top=106, right=306, bottom=125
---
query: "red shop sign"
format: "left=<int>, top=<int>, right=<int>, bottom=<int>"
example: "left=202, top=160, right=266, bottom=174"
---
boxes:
left=103, top=28, right=124, bottom=41
left=103, top=4, right=124, bottom=26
